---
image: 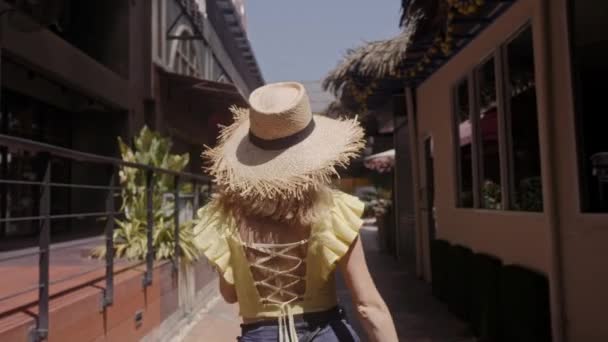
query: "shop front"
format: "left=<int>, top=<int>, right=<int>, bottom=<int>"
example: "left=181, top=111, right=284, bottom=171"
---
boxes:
left=0, top=0, right=131, bottom=248
left=407, top=0, right=608, bottom=340
left=324, top=0, right=608, bottom=339
left=0, top=57, right=126, bottom=249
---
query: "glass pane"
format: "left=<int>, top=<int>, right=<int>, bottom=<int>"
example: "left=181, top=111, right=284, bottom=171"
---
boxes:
left=156, top=2, right=163, bottom=58
left=176, top=53, right=182, bottom=74
left=215, top=59, right=221, bottom=81
left=506, top=27, right=543, bottom=212
left=477, top=58, right=502, bottom=209
left=455, top=79, right=474, bottom=207
left=570, top=0, right=608, bottom=212
left=1, top=90, right=73, bottom=240
left=200, top=43, right=208, bottom=78
left=189, top=42, right=196, bottom=61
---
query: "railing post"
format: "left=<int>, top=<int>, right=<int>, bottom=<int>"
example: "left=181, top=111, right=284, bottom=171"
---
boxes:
left=173, top=175, right=180, bottom=273
left=143, top=170, right=154, bottom=287
left=102, top=170, right=115, bottom=309
left=34, top=158, right=51, bottom=341
left=192, top=181, right=199, bottom=221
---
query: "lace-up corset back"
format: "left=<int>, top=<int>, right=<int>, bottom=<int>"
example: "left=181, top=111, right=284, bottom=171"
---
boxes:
left=194, top=190, right=366, bottom=324
left=244, top=240, right=308, bottom=306
left=239, top=220, right=309, bottom=307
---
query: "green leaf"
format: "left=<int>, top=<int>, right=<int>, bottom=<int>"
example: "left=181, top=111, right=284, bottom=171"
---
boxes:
left=91, top=125, right=209, bottom=263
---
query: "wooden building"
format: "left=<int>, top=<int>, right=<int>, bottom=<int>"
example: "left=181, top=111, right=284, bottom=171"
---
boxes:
left=0, top=0, right=262, bottom=243
left=325, top=0, right=608, bottom=340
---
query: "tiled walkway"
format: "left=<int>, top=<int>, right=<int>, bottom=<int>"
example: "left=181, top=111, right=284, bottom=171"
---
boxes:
left=177, top=224, right=473, bottom=341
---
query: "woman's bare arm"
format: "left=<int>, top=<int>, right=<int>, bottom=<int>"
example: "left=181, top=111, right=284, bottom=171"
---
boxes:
left=219, top=274, right=238, bottom=303
left=338, top=236, right=398, bottom=342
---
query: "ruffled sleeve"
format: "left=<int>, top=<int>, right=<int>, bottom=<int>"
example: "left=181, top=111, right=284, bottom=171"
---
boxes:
left=315, top=191, right=365, bottom=278
left=193, top=200, right=234, bottom=284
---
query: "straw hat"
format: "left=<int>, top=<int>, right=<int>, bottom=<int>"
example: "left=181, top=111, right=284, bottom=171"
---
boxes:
left=203, top=81, right=365, bottom=201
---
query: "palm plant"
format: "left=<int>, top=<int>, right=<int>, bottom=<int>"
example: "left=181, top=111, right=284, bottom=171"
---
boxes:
left=93, top=126, right=202, bottom=263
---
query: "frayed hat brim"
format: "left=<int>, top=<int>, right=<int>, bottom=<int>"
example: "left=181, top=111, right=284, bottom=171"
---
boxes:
left=203, top=106, right=365, bottom=201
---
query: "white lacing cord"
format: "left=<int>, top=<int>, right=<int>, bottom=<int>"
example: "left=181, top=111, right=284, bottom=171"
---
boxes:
left=247, top=239, right=308, bottom=342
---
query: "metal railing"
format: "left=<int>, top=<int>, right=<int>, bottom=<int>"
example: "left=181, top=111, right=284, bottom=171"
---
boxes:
left=0, top=134, right=211, bottom=341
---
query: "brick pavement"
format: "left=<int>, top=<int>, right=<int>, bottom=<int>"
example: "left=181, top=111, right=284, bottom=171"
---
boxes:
left=177, top=224, right=473, bottom=342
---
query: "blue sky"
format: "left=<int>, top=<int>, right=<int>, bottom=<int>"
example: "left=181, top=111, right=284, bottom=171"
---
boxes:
left=246, top=0, right=401, bottom=84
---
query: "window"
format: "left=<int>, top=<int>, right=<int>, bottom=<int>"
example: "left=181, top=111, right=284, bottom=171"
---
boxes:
left=199, top=41, right=209, bottom=77
left=211, top=55, right=228, bottom=82
left=195, top=0, right=207, bottom=16
left=0, top=89, right=73, bottom=239
left=454, top=79, right=474, bottom=207
left=451, top=25, right=543, bottom=212
left=477, top=57, right=502, bottom=209
left=505, top=27, right=543, bottom=211
left=217, top=74, right=230, bottom=83
left=569, top=0, right=608, bottom=212
left=174, top=31, right=202, bottom=77
left=155, top=0, right=163, bottom=60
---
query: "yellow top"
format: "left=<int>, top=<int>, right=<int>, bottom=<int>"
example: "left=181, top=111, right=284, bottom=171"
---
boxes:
left=194, top=190, right=364, bottom=341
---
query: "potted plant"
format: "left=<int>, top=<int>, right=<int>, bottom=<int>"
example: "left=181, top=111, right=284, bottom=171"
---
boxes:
left=92, top=126, right=206, bottom=313
left=92, top=126, right=202, bottom=262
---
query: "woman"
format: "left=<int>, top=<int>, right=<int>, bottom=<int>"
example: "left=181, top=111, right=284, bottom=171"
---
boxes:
left=195, top=82, right=398, bottom=342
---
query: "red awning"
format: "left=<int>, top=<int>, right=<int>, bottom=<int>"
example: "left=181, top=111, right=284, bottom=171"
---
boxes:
left=459, top=108, right=498, bottom=146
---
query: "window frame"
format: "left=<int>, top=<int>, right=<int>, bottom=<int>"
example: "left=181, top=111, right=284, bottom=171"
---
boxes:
left=170, top=27, right=203, bottom=78
left=175, top=32, right=201, bottom=77
left=451, top=22, right=542, bottom=212
left=473, top=50, right=510, bottom=210
left=452, top=76, right=474, bottom=208
left=565, top=0, right=588, bottom=212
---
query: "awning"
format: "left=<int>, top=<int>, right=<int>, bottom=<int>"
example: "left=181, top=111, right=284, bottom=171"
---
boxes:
left=156, top=67, right=248, bottom=147
left=458, top=108, right=498, bottom=146
left=365, top=149, right=395, bottom=161
left=364, top=149, right=395, bottom=173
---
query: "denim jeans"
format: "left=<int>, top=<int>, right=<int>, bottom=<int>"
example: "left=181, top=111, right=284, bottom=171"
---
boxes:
left=238, top=308, right=360, bottom=342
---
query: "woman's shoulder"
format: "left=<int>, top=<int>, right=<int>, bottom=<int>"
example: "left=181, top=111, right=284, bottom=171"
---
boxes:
left=309, top=190, right=366, bottom=279
left=193, top=198, right=235, bottom=283
left=326, top=189, right=366, bottom=217
left=194, top=197, right=237, bottom=236
left=313, top=189, right=365, bottom=232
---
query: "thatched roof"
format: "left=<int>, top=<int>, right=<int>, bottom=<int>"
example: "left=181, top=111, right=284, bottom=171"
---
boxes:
left=322, top=18, right=418, bottom=95
left=399, top=0, right=414, bottom=28
left=322, top=0, right=517, bottom=118
left=322, top=100, right=354, bottom=118
left=322, top=0, right=449, bottom=97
